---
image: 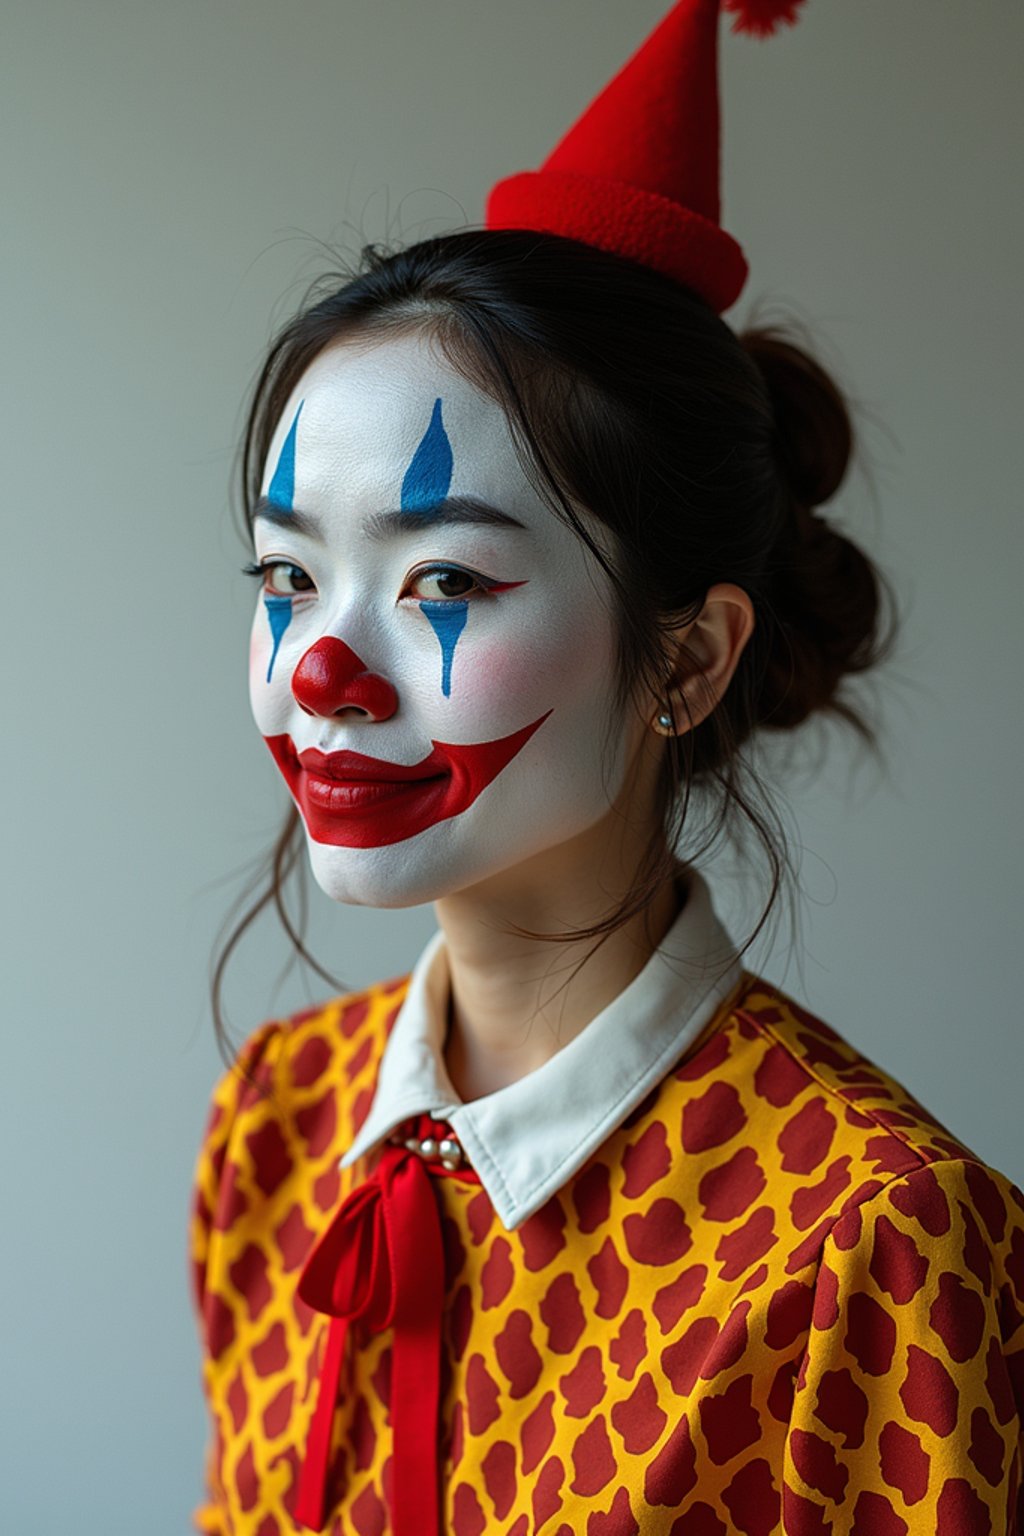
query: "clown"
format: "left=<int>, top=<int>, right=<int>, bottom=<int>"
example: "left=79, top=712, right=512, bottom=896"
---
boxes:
left=191, top=3, right=1024, bottom=1533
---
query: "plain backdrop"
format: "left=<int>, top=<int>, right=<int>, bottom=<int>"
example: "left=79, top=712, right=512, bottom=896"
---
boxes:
left=2, top=1, right=1022, bottom=1528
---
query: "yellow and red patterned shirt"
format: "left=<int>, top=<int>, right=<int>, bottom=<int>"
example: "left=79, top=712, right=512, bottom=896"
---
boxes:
left=191, top=879, right=1024, bottom=1534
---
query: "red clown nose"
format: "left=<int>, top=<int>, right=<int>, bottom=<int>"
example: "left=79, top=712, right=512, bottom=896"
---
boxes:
left=485, top=0, right=807, bottom=314
left=291, top=636, right=398, bottom=721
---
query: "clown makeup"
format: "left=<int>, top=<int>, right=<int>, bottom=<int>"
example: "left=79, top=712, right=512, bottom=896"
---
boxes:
left=247, top=330, right=643, bottom=909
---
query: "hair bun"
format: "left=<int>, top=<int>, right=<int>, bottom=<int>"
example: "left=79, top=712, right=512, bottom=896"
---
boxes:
left=742, top=327, right=852, bottom=509
left=739, top=325, right=893, bottom=733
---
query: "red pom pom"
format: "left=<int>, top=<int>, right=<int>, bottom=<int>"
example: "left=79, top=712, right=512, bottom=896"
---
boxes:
left=723, top=0, right=808, bottom=39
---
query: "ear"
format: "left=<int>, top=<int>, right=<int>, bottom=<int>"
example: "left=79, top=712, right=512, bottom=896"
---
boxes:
left=651, top=583, right=755, bottom=737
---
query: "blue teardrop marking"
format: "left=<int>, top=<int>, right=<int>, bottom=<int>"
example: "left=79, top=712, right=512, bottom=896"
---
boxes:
left=267, top=400, right=304, bottom=511
left=419, top=600, right=468, bottom=697
left=264, top=595, right=293, bottom=682
left=401, top=398, right=453, bottom=515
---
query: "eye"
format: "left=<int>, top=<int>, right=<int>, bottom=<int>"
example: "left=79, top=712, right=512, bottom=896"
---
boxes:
left=404, top=564, right=489, bottom=602
left=242, top=560, right=316, bottom=596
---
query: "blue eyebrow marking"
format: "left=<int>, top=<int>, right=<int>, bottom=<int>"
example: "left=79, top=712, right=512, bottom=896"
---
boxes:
left=401, top=398, right=453, bottom=515
left=418, top=600, right=468, bottom=697
left=264, top=595, right=293, bottom=681
left=267, top=401, right=304, bottom=511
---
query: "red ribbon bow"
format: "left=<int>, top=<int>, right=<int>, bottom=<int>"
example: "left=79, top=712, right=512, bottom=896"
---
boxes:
left=294, top=1140, right=445, bottom=1533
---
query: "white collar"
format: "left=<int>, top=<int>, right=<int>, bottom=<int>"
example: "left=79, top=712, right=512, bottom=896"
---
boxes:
left=341, top=868, right=744, bottom=1229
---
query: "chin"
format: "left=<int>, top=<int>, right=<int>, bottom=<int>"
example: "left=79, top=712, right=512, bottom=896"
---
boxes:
left=303, top=828, right=494, bottom=910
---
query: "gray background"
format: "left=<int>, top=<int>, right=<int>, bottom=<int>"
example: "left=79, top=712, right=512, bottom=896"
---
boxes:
left=2, top=1, right=1021, bottom=1529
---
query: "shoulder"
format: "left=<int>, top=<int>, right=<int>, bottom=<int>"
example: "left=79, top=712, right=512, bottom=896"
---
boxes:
left=203, top=969, right=410, bottom=1146
left=654, top=972, right=1024, bottom=1281
left=189, top=970, right=410, bottom=1318
left=725, top=972, right=985, bottom=1169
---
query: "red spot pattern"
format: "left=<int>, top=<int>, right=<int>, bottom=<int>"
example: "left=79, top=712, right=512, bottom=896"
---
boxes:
left=532, top=1456, right=565, bottom=1528
left=560, top=1345, right=605, bottom=1417
left=294, top=1090, right=337, bottom=1157
left=777, top=1099, right=837, bottom=1174
left=521, top=1392, right=556, bottom=1474
left=623, top=1197, right=692, bottom=1264
left=519, top=1198, right=567, bottom=1270
left=312, top=1163, right=340, bottom=1211
left=653, top=1263, right=707, bottom=1333
left=245, top=1121, right=292, bottom=1197
left=870, top=1213, right=929, bottom=1303
left=700, top=1375, right=761, bottom=1464
left=229, top=1243, right=272, bottom=1321
left=813, top=1367, right=867, bottom=1448
left=274, top=1204, right=316, bottom=1272
left=262, top=1381, right=294, bottom=1440
left=935, top=1476, right=992, bottom=1534
left=481, top=1439, right=517, bottom=1518
left=540, top=1272, right=587, bottom=1353
left=879, top=1419, right=930, bottom=1503
left=849, top=1491, right=908, bottom=1535
left=900, top=1344, right=960, bottom=1436
left=930, top=1270, right=986, bottom=1361
left=465, top=1353, right=501, bottom=1435
left=574, top=1162, right=612, bottom=1233
left=587, top=1485, right=639, bottom=1535
left=721, top=1457, right=780, bottom=1536
left=662, top=1316, right=720, bottom=1396
left=621, top=1123, right=671, bottom=1198
left=480, top=1237, right=514, bottom=1309
left=349, top=1482, right=386, bottom=1535
left=588, top=1237, right=630, bottom=1319
left=644, top=1416, right=697, bottom=1506
left=698, top=1147, right=767, bottom=1222
left=790, top=1157, right=853, bottom=1231
left=192, top=976, right=1024, bottom=1536
left=753, top=1040, right=810, bottom=1107
left=451, top=1481, right=486, bottom=1536
left=681, top=1081, right=748, bottom=1153
left=466, top=1189, right=494, bottom=1246
left=715, top=1205, right=778, bottom=1280
left=494, top=1309, right=542, bottom=1398
left=609, top=1309, right=647, bottom=1381
left=676, top=1027, right=731, bottom=1081
left=289, top=1033, right=331, bottom=1088
left=765, top=1279, right=814, bottom=1350
left=610, top=1372, right=667, bottom=1453
left=251, top=1322, right=287, bottom=1377
left=570, top=1416, right=616, bottom=1496
left=844, top=1289, right=897, bottom=1375
left=889, top=1165, right=951, bottom=1235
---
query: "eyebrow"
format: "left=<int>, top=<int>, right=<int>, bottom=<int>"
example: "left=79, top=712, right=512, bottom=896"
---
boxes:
left=252, top=494, right=528, bottom=541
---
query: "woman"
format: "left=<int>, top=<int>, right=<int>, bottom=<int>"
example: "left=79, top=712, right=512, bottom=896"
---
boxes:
left=191, top=3, right=1024, bottom=1533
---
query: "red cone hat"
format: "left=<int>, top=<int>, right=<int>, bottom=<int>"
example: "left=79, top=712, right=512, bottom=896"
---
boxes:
left=485, top=0, right=806, bottom=313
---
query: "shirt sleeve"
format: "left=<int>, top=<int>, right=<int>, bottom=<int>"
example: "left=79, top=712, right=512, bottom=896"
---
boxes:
left=188, top=1023, right=281, bottom=1535
left=782, top=1156, right=1024, bottom=1534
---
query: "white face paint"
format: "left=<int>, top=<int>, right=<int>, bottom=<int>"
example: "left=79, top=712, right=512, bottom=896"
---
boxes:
left=248, top=330, right=639, bottom=908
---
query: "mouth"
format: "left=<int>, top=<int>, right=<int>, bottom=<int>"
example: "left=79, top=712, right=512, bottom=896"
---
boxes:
left=264, top=710, right=552, bottom=849
left=298, top=746, right=449, bottom=811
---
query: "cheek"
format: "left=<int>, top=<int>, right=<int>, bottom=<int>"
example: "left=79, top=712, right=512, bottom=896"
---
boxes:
left=248, top=610, right=295, bottom=730
left=453, top=602, right=618, bottom=716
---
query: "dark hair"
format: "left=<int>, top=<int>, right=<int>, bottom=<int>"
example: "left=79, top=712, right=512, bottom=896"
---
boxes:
left=211, top=229, right=896, bottom=1059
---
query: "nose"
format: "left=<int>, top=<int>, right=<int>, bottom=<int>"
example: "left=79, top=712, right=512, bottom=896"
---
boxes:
left=291, top=636, right=399, bottom=721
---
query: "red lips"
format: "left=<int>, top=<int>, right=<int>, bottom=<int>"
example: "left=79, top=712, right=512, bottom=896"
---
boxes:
left=265, top=710, right=552, bottom=848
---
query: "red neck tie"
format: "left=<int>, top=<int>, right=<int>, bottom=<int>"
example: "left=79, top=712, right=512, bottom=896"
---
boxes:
left=294, top=1116, right=480, bottom=1532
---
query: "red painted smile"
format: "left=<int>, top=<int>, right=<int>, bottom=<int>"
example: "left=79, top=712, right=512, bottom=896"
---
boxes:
left=265, top=710, right=553, bottom=848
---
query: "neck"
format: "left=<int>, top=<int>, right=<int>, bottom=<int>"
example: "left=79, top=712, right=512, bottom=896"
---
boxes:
left=434, top=825, right=685, bottom=1102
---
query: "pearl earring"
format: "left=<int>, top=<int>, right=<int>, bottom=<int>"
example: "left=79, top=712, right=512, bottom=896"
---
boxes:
left=657, top=709, right=673, bottom=730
